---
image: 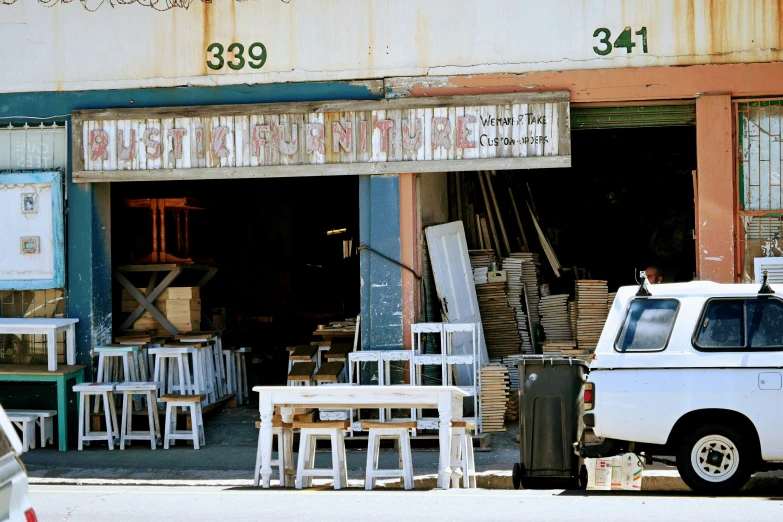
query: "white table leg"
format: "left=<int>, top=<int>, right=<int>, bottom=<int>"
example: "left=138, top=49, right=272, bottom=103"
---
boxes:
left=259, top=394, right=275, bottom=488
left=437, top=391, right=454, bottom=489
left=66, top=325, right=76, bottom=366
left=46, top=329, right=57, bottom=372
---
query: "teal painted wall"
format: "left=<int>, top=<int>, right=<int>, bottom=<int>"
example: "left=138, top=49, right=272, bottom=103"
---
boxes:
left=0, top=81, right=402, bottom=378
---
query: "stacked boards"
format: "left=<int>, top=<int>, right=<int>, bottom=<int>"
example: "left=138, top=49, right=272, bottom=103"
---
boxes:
left=575, top=280, right=609, bottom=351
left=122, top=287, right=201, bottom=334
left=538, top=294, right=572, bottom=341
left=475, top=283, right=521, bottom=357
left=501, top=257, right=534, bottom=354
left=509, top=252, right=541, bottom=326
left=480, top=364, right=510, bottom=432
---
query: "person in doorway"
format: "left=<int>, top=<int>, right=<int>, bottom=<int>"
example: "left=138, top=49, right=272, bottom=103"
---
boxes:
left=645, top=265, right=664, bottom=285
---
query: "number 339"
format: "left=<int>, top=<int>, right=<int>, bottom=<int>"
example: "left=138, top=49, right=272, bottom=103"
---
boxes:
left=207, top=42, right=267, bottom=71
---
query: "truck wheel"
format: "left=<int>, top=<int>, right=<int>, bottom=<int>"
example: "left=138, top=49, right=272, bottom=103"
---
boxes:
left=676, top=424, right=754, bottom=495
left=512, top=463, right=521, bottom=490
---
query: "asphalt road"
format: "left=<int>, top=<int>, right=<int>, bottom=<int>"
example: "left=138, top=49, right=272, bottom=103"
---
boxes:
left=30, top=485, right=783, bottom=522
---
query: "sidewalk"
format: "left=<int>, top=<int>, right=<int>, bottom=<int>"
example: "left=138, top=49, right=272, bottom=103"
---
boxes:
left=20, top=405, right=782, bottom=492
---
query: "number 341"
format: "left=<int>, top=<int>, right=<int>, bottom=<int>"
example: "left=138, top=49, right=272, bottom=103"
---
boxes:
left=207, top=42, right=267, bottom=71
left=593, top=26, right=648, bottom=56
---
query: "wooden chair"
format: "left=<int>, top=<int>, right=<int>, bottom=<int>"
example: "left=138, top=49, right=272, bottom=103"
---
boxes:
left=293, top=420, right=349, bottom=490
left=363, top=421, right=415, bottom=490
left=254, top=418, right=294, bottom=487
left=74, top=382, right=120, bottom=450
left=162, top=394, right=206, bottom=450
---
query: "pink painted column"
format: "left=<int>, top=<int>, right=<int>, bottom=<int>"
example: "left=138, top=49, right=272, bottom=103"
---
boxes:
left=696, top=94, right=735, bottom=282
left=399, top=173, right=418, bottom=354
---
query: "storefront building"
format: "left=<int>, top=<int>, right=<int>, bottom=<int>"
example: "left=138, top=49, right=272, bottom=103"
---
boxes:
left=1, top=0, right=782, bottom=378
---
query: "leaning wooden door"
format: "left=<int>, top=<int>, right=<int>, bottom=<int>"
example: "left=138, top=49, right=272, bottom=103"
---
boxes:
left=425, top=221, right=488, bottom=386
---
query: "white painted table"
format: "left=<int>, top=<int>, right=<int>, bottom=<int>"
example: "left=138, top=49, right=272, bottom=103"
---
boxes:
left=253, top=384, right=468, bottom=489
left=0, top=318, right=78, bottom=371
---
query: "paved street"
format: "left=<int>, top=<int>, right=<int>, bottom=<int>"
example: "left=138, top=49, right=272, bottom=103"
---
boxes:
left=30, top=485, right=783, bottom=522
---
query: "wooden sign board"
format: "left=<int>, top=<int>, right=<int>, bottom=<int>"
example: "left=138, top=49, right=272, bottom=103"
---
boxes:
left=72, top=92, right=570, bottom=183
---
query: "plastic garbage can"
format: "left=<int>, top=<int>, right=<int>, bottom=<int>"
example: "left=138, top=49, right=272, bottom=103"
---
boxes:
left=512, top=356, right=589, bottom=489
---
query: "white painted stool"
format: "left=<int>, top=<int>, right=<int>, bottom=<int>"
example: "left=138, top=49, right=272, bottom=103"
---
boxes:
left=6, top=409, right=57, bottom=448
left=222, top=348, right=237, bottom=396
left=449, top=420, right=477, bottom=488
left=234, top=348, right=251, bottom=404
left=293, top=420, right=349, bottom=490
left=7, top=413, right=38, bottom=452
left=94, top=344, right=143, bottom=413
left=254, top=418, right=294, bottom=487
left=150, top=347, right=193, bottom=398
left=162, top=394, right=206, bottom=449
left=116, top=382, right=162, bottom=450
left=74, top=382, right=120, bottom=450
left=363, top=421, right=415, bottom=490
left=176, top=333, right=227, bottom=398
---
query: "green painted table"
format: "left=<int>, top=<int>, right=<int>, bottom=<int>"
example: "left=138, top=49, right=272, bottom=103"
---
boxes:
left=0, top=364, right=85, bottom=451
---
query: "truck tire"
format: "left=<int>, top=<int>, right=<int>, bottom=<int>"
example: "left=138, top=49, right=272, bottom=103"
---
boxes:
left=512, top=463, right=521, bottom=490
left=676, top=424, right=754, bottom=495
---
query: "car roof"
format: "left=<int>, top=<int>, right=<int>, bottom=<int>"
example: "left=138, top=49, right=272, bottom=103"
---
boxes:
left=614, top=281, right=775, bottom=300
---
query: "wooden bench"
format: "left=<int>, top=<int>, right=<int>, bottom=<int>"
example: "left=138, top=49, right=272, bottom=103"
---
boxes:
left=6, top=409, right=57, bottom=449
left=288, top=362, right=316, bottom=386
left=7, top=413, right=39, bottom=452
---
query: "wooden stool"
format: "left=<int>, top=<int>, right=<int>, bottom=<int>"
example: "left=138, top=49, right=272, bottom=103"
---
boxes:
left=7, top=413, right=38, bottom=452
left=449, top=420, right=477, bottom=488
left=254, top=418, right=294, bottom=487
left=73, top=382, right=120, bottom=450
left=168, top=343, right=212, bottom=405
left=288, top=345, right=318, bottom=372
left=323, top=344, right=352, bottom=382
left=362, top=421, right=415, bottom=490
left=293, top=420, right=349, bottom=490
left=162, top=394, right=206, bottom=450
left=6, top=409, right=57, bottom=448
left=176, top=334, right=226, bottom=399
left=234, top=347, right=251, bottom=404
left=314, top=361, right=345, bottom=384
left=288, top=362, right=316, bottom=387
left=222, top=348, right=237, bottom=396
left=116, top=382, right=162, bottom=450
left=150, top=347, right=193, bottom=398
left=94, top=344, right=143, bottom=413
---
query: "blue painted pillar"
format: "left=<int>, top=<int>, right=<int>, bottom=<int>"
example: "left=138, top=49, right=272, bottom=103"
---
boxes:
left=359, top=175, right=403, bottom=350
left=66, top=176, right=112, bottom=380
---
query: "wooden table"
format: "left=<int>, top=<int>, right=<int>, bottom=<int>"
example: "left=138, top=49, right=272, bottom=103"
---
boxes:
left=125, top=197, right=207, bottom=264
left=114, top=263, right=218, bottom=335
left=312, top=328, right=356, bottom=340
left=0, top=364, right=85, bottom=451
left=0, top=318, right=79, bottom=371
left=253, top=385, right=468, bottom=489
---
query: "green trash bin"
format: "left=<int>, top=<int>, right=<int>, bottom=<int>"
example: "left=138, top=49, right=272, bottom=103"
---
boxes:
left=512, top=356, right=589, bottom=490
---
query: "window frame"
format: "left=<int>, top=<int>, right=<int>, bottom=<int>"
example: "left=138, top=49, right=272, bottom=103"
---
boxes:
left=613, top=298, right=681, bottom=353
left=692, top=296, right=783, bottom=352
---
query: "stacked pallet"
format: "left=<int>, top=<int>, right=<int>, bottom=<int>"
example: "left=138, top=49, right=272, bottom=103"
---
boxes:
left=475, top=282, right=521, bottom=357
left=501, top=257, right=534, bottom=353
left=575, top=280, right=609, bottom=350
left=480, top=364, right=509, bottom=432
left=508, top=252, right=540, bottom=326
left=122, top=287, right=201, bottom=334
left=538, top=294, right=572, bottom=341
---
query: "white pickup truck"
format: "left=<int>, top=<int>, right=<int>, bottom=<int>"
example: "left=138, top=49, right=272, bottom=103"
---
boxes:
left=579, top=279, right=783, bottom=494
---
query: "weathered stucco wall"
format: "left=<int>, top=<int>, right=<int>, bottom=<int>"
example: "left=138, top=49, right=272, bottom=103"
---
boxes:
left=4, top=0, right=783, bottom=93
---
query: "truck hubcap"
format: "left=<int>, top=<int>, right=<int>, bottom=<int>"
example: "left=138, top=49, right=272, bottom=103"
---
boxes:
left=691, top=435, right=739, bottom=482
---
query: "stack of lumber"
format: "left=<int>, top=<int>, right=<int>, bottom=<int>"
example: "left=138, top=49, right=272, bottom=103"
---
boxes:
left=607, top=292, right=617, bottom=312
left=538, top=294, right=572, bottom=341
left=469, top=249, right=498, bottom=270
left=542, top=340, right=588, bottom=355
left=122, top=287, right=201, bottom=334
left=473, top=267, right=489, bottom=285
left=568, top=301, right=578, bottom=341
left=575, top=280, right=609, bottom=350
left=508, top=252, right=541, bottom=326
left=505, top=388, right=519, bottom=421
left=480, top=364, right=509, bottom=432
left=475, top=282, right=521, bottom=357
left=502, top=257, right=534, bottom=353
left=503, top=353, right=523, bottom=390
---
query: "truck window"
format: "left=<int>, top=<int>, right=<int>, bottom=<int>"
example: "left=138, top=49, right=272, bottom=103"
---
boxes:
left=694, top=300, right=744, bottom=348
left=694, top=297, right=783, bottom=350
left=615, top=299, right=679, bottom=352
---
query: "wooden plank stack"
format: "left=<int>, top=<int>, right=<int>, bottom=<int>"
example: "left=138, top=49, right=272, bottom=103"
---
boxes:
left=480, top=364, right=509, bottom=432
left=469, top=249, right=498, bottom=270
left=473, top=267, right=489, bottom=285
left=475, top=283, right=521, bottom=357
left=508, top=252, right=540, bottom=326
left=575, top=280, right=609, bottom=350
left=501, top=257, right=534, bottom=353
left=538, top=294, right=572, bottom=341
left=542, top=340, right=588, bottom=355
left=505, top=388, right=519, bottom=421
left=607, top=292, right=617, bottom=313
left=122, top=287, right=201, bottom=334
left=568, top=301, right=578, bottom=341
